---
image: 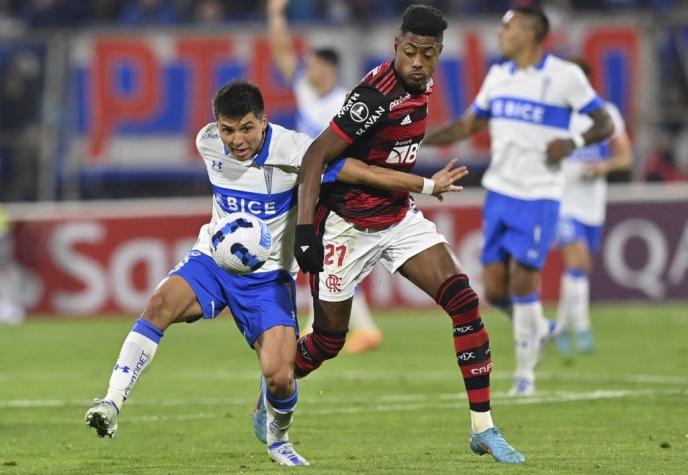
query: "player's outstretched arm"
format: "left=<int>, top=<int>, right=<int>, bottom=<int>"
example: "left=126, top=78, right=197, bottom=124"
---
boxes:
left=584, top=125, right=632, bottom=180
left=546, top=107, right=615, bottom=168
left=266, top=0, right=298, bottom=82
left=423, top=109, right=488, bottom=146
left=294, top=127, right=349, bottom=273
left=338, top=158, right=468, bottom=201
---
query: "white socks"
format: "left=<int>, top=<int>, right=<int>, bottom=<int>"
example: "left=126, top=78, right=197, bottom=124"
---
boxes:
left=470, top=410, right=494, bottom=433
left=105, top=319, right=163, bottom=410
left=557, top=270, right=590, bottom=333
left=512, top=295, right=548, bottom=383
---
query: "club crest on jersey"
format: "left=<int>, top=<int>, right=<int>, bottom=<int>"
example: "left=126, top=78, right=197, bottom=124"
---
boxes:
left=350, top=102, right=369, bottom=123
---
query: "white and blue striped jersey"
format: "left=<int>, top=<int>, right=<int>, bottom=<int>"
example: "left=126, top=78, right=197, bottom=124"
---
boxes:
left=473, top=54, right=603, bottom=200
left=193, top=122, right=312, bottom=275
left=561, top=102, right=626, bottom=225
left=293, top=70, right=348, bottom=139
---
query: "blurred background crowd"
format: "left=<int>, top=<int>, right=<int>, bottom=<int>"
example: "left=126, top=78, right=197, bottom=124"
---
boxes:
left=1, top=0, right=688, bottom=202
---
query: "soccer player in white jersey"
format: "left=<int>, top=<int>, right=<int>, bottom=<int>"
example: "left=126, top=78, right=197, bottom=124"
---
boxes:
left=84, top=80, right=467, bottom=465
left=267, top=0, right=382, bottom=353
left=424, top=7, right=615, bottom=396
left=555, top=59, right=632, bottom=357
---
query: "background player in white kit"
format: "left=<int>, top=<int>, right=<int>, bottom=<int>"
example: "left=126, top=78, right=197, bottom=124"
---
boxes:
left=84, top=80, right=466, bottom=466
left=424, top=7, right=615, bottom=396
left=267, top=0, right=382, bottom=353
left=555, top=59, right=632, bottom=357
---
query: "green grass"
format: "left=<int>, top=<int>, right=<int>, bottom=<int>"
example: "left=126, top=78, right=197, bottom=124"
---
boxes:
left=1, top=303, right=687, bottom=473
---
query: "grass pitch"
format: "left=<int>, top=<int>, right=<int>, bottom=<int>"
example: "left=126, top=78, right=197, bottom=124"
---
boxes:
left=1, top=303, right=687, bottom=474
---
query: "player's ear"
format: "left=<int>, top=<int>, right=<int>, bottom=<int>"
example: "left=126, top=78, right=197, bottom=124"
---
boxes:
left=394, top=36, right=399, bottom=53
left=261, top=114, right=268, bottom=132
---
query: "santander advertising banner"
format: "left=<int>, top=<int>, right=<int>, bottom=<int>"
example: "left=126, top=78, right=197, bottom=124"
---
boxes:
left=7, top=187, right=688, bottom=317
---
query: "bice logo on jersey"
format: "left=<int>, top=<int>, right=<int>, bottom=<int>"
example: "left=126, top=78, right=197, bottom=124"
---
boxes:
left=385, top=141, right=419, bottom=164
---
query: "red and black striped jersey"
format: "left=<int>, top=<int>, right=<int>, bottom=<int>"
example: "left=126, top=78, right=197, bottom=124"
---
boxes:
left=322, top=60, right=432, bottom=229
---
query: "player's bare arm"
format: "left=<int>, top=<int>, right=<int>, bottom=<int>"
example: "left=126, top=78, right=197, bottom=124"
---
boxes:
left=584, top=130, right=632, bottom=180
left=546, top=107, right=615, bottom=167
left=338, top=157, right=468, bottom=200
left=266, top=0, right=298, bottom=81
left=297, top=127, right=349, bottom=225
left=423, top=109, right=489, bottom=145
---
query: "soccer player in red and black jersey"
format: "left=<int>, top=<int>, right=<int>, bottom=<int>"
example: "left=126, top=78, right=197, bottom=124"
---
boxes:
left=292, top=5, right=524, bottom=464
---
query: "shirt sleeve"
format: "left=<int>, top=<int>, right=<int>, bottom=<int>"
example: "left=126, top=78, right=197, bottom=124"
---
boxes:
left=288, top=131, right=314, bottom=168
left=329, top=85, right=388, bottom=144
left=471, top=65, right=497, bottom=119
left=565, top=63, right=604, bottom=114
left=321, top=157, right=346, bottom=183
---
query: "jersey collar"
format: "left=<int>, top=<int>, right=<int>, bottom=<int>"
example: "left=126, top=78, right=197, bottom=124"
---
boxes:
left=509, top=53, right=550, bottom=74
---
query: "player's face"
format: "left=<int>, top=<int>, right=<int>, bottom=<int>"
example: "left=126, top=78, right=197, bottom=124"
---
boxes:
left=216, top=112, right=268, bottom=161
left=498, top=10, right=529, bottom=58
left=394, top=32, right=443, bottom=92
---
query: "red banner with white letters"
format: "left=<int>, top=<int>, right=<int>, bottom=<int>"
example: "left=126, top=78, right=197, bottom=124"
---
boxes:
left=7, top=189, right=687, bottom=316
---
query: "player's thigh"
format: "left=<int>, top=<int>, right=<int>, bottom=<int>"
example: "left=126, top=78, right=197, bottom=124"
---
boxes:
left=142, top=275, right=203, bottom=329
left=380, top=207, right=453, bottom=296
left=398, top=243, right=463, bottom=298
left=226, top=270, right=299, bottom=349
left=314, top=211, right=381, bottom=302
left=254, top=325, right=298, bottom=377
left=503, top=198, right=559, bottom=270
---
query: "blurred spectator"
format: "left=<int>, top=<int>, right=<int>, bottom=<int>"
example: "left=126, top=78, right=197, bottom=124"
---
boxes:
left=0, top=48, right=43, bottom=201
left=193, top=0, right=225, bottom=23
left=0, top=0, right=25, bottom=35
left=643, top=131, right=688, bottom=182
left=119, top=0, right=177, bottom=25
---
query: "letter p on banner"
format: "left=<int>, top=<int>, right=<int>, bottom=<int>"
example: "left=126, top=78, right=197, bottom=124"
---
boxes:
left=88, top=38, right=161, bottom=159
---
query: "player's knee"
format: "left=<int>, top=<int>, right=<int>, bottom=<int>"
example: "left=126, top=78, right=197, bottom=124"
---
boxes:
left=141, top=293, right=178, bottom=330
left=265, top=367, right=295, bottom=398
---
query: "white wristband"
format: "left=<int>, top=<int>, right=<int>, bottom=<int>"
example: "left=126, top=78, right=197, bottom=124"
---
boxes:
left=571, top=133, right=585, bottom=149
left=421, top=177, right=435, bottom=195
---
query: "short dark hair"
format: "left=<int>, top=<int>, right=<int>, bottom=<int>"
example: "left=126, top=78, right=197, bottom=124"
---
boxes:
left=400, top=4, right=448, bottom=40
left=513, top=7, right=549, bottom=43
left=212, top=80, right=264, bottom=120
left=312, top=48, right=339, bottom=68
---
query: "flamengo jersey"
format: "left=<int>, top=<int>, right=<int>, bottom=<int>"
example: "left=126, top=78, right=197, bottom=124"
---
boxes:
left=561, top=102, right=626, bottom=225
left=293, top=70, right=348, bottom=139
left=324, top=60, right=431, bottom=229
left=193, top=122, right=312, bottom=274
left=473, top=54, right=603, bottom=200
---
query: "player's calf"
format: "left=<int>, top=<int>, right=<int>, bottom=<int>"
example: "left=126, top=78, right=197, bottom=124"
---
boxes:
left=294, top=327, right=347, bottom=378
left=435, top=274, right=492, bottom=413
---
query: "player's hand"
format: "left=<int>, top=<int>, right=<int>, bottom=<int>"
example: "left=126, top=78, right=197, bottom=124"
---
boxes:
left=431, top=158, right=468, bottom=202
left=545, top=138, right=576, bottom=169
left=293, top=224, right=324, bottom=273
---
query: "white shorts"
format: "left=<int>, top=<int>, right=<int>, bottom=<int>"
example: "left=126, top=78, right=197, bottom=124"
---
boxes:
left=315, top=205, right=448, bottom=302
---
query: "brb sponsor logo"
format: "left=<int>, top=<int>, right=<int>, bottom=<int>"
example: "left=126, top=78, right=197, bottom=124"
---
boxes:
left=386, top=140, right=419, bottom=164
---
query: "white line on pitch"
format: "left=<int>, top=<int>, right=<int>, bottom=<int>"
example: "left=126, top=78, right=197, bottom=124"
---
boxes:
left=1, top=388, right=685, bottom=411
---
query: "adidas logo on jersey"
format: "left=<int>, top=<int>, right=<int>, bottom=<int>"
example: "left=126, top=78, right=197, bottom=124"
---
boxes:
left=400, top=115, right=412, bottom=125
